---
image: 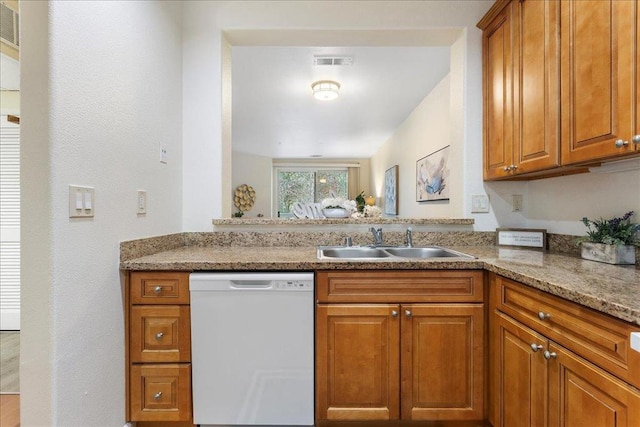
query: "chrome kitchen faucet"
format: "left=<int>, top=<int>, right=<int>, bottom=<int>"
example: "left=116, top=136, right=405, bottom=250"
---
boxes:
left=369, top=227, right=383, bottom=245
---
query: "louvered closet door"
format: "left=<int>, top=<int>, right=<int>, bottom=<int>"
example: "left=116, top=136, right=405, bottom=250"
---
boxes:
left=0, top=118, right=20, bottom=330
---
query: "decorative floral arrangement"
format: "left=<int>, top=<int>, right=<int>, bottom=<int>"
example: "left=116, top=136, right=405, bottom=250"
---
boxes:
left=321, top=196, right=356, bottom=212
left=578, top=211, right=639, bottom=246
left=322, top=191, right=380, bottom=218
left=351, top=205, right=382, bottom=219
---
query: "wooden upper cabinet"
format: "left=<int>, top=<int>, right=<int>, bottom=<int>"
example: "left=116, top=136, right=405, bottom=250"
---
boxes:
left=481, top=0, right=560, bottom=180
left=560, top=0, right=636, bottom=164
left=482, top=3, right=514, bottom=180
left=513, top=0, right=560, bottom=173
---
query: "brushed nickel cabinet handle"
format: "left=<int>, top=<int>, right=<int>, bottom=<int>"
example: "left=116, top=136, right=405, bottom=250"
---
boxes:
left=544, top=350, right=557, bottom=360
left=391, top=310, right=398, bottom=318
left=530, top=343, right=543, bottom=352
left=614, top=139, right=629, bottom=148
left=538, top=311, right=551, bottom=321
left=405, top=310, right=412, bottom=318
left=154, top=391, right=163, bottom=400
left=155, top=332, right=164, bottom=340
left=153, top=286, right=162, bottom=294
left=632, top=135, right=640, bottom=144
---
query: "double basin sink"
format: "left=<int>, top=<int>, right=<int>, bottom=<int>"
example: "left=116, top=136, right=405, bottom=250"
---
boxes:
left=317, top=245, right=475, bottom=260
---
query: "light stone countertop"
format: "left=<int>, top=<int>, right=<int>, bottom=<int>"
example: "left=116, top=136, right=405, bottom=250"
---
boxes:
left=120, top=245, right=640, bottom=326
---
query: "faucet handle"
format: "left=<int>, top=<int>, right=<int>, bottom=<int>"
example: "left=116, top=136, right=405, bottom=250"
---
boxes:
left=406, top=227, right=413, bottom=247
left=345, top=237, right=353, bottom=247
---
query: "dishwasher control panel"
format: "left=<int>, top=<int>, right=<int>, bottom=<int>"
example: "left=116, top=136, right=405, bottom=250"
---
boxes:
left=274, top=280, right=313, bottom=290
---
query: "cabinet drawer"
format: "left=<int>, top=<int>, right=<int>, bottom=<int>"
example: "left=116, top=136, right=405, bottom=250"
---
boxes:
left=131, top=306, right=191, bottom=363
left=316, top=270, right=484, bottom=303
left=130, top=364, right=192, bottom=422
left=493, top=274, right=640, bottom=388
left=131, top=272, right=190, bottom=304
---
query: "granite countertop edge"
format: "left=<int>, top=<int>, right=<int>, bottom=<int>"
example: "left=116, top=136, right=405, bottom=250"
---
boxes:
left=120, top=246, right=640, bottom=326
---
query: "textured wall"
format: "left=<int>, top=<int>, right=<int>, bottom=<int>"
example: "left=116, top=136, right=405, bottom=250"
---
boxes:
left=20, top=1, right=183, bottom=425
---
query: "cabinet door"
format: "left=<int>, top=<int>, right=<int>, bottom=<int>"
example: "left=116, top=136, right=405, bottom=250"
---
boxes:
left=483, top=2, right=514, bottom=180
left=316, top=304, right=400, bottom=421
left=560, top=0, right=636, bottom=164
left=401, top=304, right=484, bottom=420
left=513, top=0, right=560, bottom=173
left=548, top=343, right=640, bottom=427
left=493, top=313, right=547, bottom=427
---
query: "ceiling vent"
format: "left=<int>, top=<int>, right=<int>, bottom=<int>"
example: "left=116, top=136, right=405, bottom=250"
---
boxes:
left=313, top=55, right=353, bottom=66
left=0, top=3, right=19, bottom=49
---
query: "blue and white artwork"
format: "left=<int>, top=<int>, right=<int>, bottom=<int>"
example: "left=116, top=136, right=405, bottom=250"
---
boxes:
left=384, top=165, right=398, bottom=215
left=416, top=145, right=450, bottom=202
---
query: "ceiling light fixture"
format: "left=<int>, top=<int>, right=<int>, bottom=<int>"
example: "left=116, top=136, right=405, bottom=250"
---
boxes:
left=311, top=80, right=340, bottom=101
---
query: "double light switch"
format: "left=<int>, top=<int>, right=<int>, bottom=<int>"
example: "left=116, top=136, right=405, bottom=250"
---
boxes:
left=69, top=185, right=95, bottom=218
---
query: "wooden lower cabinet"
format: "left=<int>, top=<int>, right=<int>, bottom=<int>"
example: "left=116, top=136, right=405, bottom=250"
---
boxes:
left=315, top=270, right=486, bottom=423
left=493, top=313, right=549, bottom=427
left=130, top=364, right=192, bottom=422
left=316, top=304, right=400, bottom=420
left=402, top=304, right=485, bottom=421
left=491, top=273, right=640, bottom=427
left=127, top=271, right=194, bottom=426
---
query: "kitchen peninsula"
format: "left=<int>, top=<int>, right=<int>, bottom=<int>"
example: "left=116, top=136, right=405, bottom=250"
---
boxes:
left=121, top=219, right=640, bottom=427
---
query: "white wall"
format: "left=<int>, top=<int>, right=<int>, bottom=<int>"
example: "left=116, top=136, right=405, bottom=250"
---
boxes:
left=21, top=2, right=183, bottom=426
left=370, top=75, right=454, bottom=217
left=232, top=150, right=273, bottom=217
left=524, top=169, right=640, bottom=235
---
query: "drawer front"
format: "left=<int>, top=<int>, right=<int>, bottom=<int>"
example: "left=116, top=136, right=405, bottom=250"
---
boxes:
left=131, top=272, right=190, bottom=305
left=493, top=274, right=640, bottom=389
left=316, top=270, right=484, bottom=303
left=131, top=306, right=191, bottom=363
left=130, top=364, right=192, bottom=422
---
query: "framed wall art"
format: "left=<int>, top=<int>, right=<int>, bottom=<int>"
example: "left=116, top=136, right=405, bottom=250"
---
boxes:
left=416, top=145, right=450, bottom=202
left=384, top=165, right=398, bottom=215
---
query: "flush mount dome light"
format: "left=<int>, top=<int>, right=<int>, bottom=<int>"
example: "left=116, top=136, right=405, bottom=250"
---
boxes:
left=311, top=80, right=340, bottom=101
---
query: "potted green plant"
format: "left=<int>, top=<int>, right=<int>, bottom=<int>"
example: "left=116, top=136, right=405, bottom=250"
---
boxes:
left=578, top=211, right=639, bottom=265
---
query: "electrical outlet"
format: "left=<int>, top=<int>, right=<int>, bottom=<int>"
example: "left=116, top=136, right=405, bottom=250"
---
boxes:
left=512, top=194, right=523, bottom=212
left=137, top=190, right=147, bottom=215
left=69, top=185, right=95, bottom=218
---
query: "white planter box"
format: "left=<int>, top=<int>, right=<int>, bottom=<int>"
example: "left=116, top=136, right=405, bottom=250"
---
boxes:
left=580, top=242, right=636, bottom=265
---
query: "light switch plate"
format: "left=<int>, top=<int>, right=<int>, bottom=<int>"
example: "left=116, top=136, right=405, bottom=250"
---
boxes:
left=160, top=144, right=168, bottom=164
left=137, top=190, right=147, bottom=215
left=471, top=195, right=490, bottom=213
left=69, top=185, right=95, bottom=218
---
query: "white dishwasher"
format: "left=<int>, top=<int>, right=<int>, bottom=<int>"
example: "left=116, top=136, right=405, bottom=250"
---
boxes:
left=189, top=272, right=314, bottom=426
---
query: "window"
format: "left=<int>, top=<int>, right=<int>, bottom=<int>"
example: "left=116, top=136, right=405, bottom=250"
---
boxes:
left=276, top=168, right=348, bottom=217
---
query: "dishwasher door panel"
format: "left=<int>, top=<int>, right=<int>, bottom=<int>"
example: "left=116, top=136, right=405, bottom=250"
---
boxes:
left=191, top=283, right=314, bottom=426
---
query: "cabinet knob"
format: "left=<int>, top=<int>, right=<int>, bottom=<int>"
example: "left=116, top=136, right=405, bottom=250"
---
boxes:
left=155, top=332, right=164, bottom=340
left=510, top=164, right=518, bottom=171
left=503, top=166, right=511, bottom=172
left=530, top=343, right=543, bottom=352
left=153, top=286, right=162, bottom=294
left=538, top=311, right=551, bottom=321
left=543, top=350, right=557, bottom=360
left=405, top=310, right=412, bottom=318
left=632, top=135, right=640, bottom=144
left=153, top=391, right=163, bottom=401
left=614, top=139, right=629, bottom=148
left=391, top=310, right=398, bottom=318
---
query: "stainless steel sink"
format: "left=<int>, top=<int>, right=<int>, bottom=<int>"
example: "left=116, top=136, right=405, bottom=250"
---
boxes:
left=317, top=245, right=474, bottom=260
left=384, top=247, right=474, bottom=259
left=319, top=247, right=393, bottom=259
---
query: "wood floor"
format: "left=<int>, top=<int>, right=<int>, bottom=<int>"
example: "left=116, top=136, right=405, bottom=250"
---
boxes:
left=0, top=394, right=19, bottom=427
